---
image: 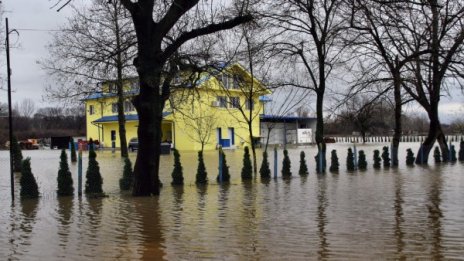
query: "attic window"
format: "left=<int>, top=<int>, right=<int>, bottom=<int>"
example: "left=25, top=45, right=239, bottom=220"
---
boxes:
left=108, top=83, right=117, bottom=93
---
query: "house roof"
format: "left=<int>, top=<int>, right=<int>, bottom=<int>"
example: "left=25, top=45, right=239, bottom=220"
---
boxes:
left=260, top=114, right=316, bottom=122
left=92, top=112, right=172, bottom=123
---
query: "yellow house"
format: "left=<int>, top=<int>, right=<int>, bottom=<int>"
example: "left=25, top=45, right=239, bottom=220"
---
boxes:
left=84, top=63, right=270, bottom=151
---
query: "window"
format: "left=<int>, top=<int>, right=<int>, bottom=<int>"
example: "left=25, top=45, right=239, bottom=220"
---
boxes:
left=108, top=83, right=117, bottom=93
left=124, top=101, right=135, bottom=112
left=131, top=80, right=139, bottom=91
left=217, top=96, right=227, bottom=108
left=89, top=105, right=95, bottom=115
left=220, top=73, right=232, bottom=89
left=230, top=97, right=240, bottom=108
left=112, top=103, right=118, bottom=113
left=232, top=75, right=241, bottom=89
left=172, top=75, right=182, bottom=85
left=246, top=98, right=254, bottom=110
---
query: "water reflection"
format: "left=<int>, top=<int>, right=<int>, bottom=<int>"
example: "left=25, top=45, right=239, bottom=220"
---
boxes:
left=316, top=175, right=329, bottom=260
left=56, top=197, right=73, bottom=247
left=427, top=168, right=443, bottom=260
left=393, top=173, right=405, bottom=260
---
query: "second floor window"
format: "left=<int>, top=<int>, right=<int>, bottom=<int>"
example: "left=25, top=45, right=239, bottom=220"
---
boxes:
left=108, top=83, right=117, bottom=93
left=246, top=98, right=254, bottom=110
left=112, top=103, right=118, bottom=113
left=230, top=97, right=240, bottom=108
left=217, top=96, right=227, bottom=108
left=89, top=105, right=95, bottom=115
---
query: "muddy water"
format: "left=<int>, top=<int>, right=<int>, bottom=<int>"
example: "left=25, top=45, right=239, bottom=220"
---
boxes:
left=0, top=143, right=463, bottom=260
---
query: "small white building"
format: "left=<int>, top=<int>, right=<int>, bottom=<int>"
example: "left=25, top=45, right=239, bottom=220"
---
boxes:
left=260, top=115, right=317, bottom=146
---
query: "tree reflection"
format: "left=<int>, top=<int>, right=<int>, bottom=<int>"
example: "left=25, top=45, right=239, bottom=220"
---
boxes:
left=427, top=171, right=443, bottom=259
left=56, top=197, right=73, bottom=247
left=393, top=173, right=405, bottom=260
left=316, top=175, right=329, bottom=260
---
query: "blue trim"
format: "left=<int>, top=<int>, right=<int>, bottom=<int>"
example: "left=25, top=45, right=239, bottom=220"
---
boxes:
left=259, top=95, right=272, bottom=102
left=260, top=114, right=316, bottom=121
left=93, top=112, right=172, bottom=123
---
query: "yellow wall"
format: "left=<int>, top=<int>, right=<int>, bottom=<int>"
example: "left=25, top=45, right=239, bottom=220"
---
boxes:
left=85, top=63, right=268, bottom=151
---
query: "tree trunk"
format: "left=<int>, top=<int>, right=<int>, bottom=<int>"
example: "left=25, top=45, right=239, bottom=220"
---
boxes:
left=415, top=107, right=448, bottom=164
left=264, top=127, right=272, bottom=153
left=132, top=79, right=163, bottom=196
left=315, top=88, right=326, bottom=172
left=248, top=122, right=257, bottom=176
left=391, top=78, right=402, bottom=167
left=115, top=6, right=128, bottom=158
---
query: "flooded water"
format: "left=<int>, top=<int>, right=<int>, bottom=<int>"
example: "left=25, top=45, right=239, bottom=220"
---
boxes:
left=1, top=143, right=463, bottom=260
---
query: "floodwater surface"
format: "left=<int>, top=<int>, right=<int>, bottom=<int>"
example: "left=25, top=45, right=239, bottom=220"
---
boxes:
left=1, top=143, right=463, bottom=260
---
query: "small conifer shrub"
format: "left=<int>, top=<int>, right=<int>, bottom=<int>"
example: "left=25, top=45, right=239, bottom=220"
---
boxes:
left=329, top=150, right=339, bottom=172
left=70, top=138, right=77, bottom=163
left=12, top=136, right=23, bottom=172
left=120, top=157, right=133, bottom=190
left=347, top=148, right=355, bottom=171
left=171, top=149, right=184, bottom=185
left=450, top=145, right=457, bottom=162
left=217, top=150, right=230, bottom=183
left=298, top=151, right=309, bottom=176
left=85, top=146, right=104, bottom=195
left=259, top=151, right=271, bottom=179
left=20, top=158, right=39, bottom=199
left=373, top=150, right=381, bottom=169
left=57, top=149, right=74, bottom=196
left=281, top=149, right=292, bottom=177
left=241, top=146, right=253, bottom=180
left=458, top=141, right=464, bottom=161
left=433, top=146, right=441, bottom=163
left=406, top=148, right=415, bottom=166
left=196, top=151, right=208, bottom=184
left=358, top=150, right=367, bottom=170
left=382, top=146, right=391, bottom=167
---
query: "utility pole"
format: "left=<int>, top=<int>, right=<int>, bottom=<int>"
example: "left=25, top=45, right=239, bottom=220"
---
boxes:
left=6, top=18, right=14, bottom=201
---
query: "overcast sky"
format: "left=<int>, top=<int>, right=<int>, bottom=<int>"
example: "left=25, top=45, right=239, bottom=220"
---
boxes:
left=0, top=0, right=463, bottom=123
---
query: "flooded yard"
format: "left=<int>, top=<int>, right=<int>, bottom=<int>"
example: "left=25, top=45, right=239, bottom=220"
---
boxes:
left=1, top=143, right=463, bottom=260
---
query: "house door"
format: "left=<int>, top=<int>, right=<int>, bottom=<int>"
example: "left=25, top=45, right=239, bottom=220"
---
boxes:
left=228, top=127, right=235, bottom=146
left=111, top=130, right=116, bottom=148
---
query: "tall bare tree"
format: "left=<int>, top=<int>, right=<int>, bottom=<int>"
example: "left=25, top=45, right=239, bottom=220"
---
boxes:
left=119, top=0, right=252, bottom=196
left=19, top=99, right=36, bottom=118
left=43, top=0, right=136, bottom=157
left=265, top=0, right=346, bottom=172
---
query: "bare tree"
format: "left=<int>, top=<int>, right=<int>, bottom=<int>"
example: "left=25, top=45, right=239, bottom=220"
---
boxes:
left=43, top=0, right=136, bottom=157
left=119, top=0, right=252, bottom=196
left=400, top=0, right=464, bottom=163
left=178, top=103, right=217, bottom=153
left=19, top=99, right=36, bottom=118
left=265, top=0, right=346, bottom=172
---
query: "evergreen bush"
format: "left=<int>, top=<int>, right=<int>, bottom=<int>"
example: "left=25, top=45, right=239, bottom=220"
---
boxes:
left=433, top=146, right=441, bottom=163
left=329, top=150, right=339, bottom=172
left=20, top=157, right=39, bottom=199
left=217, top=150, right=230, bottom=183
left=281, top=149, right=292, bottom=177
left=298, top=151, right=309, bottom=176
left=406, top=148, right=415, bottom=166
left=196, top=151, right=208, bottom=184
left=346, top=148, right=355, bottom=171
left=358, top=150, right=367, bottom=170
left=259, top=151, right=271, bottom=179
left=57, top=149, right=74, bottom=196
left=12, top=136, right=23, bottom=172
left=458, top=141, right=464, bottom=161
left=120, top=157, right=133, bottom=190
left=85, top=146, right=104, bottom=195
left=381, top=146, right=391, bottom=167
left=70, top=138, right=77, bottom=163
left=171, top=149, right=184, bottom=185
left=450, top=145, right=457, bottom=162
left=241, top=146, right=253, bottom=180
left=373, top=149, right=381, bottom=169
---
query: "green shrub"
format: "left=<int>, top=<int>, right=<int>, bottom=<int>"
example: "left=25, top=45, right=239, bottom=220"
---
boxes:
left=241, top=146, right=253, bottom=180
left=373, top=150, right=381, bottom=169
left=85, top=146, right=104, bottom=195
left=12, top=136, right=23, bottom=172
left=217, top=150, right=230, bottom=183
left=259, top=151, right=271, bottom=179
left=450, top=145, right=457, bottom=162
left=171, top=149, right=184, bottom=185
left=57, top=149, right=74, bottom=196
left=281, top=149, right=292, bottom=177
left=433, top=146, right=441, bottom=163
left=358, top=150, right=367, bottom=170
left=298, top=151, right=309, bottom=176
left=70, top=138, right=77, bottom=163
left=119, top=157, right=133, bottom=190
left=459, top=141, right=464, bottom=161
left=20, top=158, right=39, bottom=199
left=381, top=146, right=391, bottom=167
left=329, top=150, right=339, bottom=172
left=347, top=148, right=355, bottom=171
left=406, top=148, right=415, bottom=166
left=196, top=151, right=208, bottom=184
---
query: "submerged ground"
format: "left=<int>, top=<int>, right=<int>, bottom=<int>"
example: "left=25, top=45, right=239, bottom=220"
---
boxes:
left=0, top=143, right=463, bottom=260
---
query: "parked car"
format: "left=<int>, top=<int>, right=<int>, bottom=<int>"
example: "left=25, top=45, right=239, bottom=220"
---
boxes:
left=128, top=138, right=138, bottom=151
